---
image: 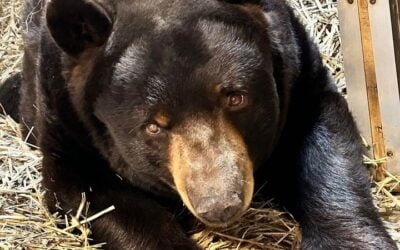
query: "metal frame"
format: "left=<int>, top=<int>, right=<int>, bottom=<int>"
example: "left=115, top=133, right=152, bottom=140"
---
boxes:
left=338, top=0, right=400, bottom=177
left=390, top=0, right=400, bottom=90
left=369, top=0, right=400, bottom=175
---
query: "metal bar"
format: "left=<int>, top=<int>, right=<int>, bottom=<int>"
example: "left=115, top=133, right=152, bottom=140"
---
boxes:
left=390, top=0, right=400, bottom=95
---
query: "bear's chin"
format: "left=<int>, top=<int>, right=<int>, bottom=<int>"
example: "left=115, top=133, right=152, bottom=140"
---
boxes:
left=193, top=209, right=246, bottom=228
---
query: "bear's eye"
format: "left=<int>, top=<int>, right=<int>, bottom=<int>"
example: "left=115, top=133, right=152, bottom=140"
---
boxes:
left=145, top=123, right=161, bottom=135
left=226, top=92, right=248, bottom=111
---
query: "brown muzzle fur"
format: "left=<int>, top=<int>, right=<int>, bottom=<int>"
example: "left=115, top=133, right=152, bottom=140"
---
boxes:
left=168, top=115, right=254, bottom=227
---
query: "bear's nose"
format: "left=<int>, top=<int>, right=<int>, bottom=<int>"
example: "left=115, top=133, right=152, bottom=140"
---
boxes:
left=194, top=193, right=242, bottom=224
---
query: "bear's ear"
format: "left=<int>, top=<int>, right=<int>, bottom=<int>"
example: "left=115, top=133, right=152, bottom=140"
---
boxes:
left=46, top=0, right=113, bottom=56
left=221, top=0, right=301, bottom=76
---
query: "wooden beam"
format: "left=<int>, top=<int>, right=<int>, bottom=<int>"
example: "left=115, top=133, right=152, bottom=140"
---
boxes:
left=357, top=0, right=387, bottom=180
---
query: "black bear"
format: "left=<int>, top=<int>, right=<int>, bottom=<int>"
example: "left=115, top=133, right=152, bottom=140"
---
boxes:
left=0, top=0, right=397, bottom=249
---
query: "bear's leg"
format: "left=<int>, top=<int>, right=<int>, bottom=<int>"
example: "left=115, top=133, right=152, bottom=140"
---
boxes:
left=86, top=189, right=198, bottom=250
left=287, top=92, right=396, bottom=249
left=41, top=155, right=198, bottom=250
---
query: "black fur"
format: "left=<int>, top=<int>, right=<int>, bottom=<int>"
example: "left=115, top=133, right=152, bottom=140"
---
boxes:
left=0, top=0, right=396, bottom=249
left=0, top=73, right=21, bottom=121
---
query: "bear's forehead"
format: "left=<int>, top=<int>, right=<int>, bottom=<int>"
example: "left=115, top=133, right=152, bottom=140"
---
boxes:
left=106, top=0, right=264, bottom=57
left=104, top=0, right=268, bottom=109
left=110, top=20, right=264, bottom=107
left=112, top=18, right=262, bottom=77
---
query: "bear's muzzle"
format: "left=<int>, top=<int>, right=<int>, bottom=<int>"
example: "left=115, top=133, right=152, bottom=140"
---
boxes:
left=168, top=116, right=254, bottom=226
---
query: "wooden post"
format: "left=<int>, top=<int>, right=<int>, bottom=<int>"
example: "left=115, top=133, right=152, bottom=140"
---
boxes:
left=358, top=0, right=387, bottom=180
left=338, top=0, right=400, bottom=179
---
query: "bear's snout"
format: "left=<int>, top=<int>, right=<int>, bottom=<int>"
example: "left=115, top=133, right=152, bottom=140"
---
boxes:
left=194, top=193, right=243, bottom=224
left=184, top=164, right=246, bottom=225
left=168, top=117, right=254, bottom=227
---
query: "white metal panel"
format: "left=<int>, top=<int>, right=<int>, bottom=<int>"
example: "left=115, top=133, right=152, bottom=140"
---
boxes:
left=368, top=0, right=400, bottom=174
left=337, top=1, right=373, bottom=147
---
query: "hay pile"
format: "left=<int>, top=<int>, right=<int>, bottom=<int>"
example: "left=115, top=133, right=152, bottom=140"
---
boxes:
left=371, top=169, right=400, bottom=244
left=0, top=0, right=23, bottom=84
left=0, top=115, right=109, bottom=249
left=287, top=0, right=346, bottom=92
left=0, top=0, right=399, bottom=249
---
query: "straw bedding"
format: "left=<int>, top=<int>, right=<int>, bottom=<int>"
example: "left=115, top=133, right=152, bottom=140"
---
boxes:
left=0, top=0, right=399, bottom=249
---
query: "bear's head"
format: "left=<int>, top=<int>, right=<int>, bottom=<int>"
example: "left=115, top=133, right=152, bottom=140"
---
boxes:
left=46, top=0, right=299, bottom=226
